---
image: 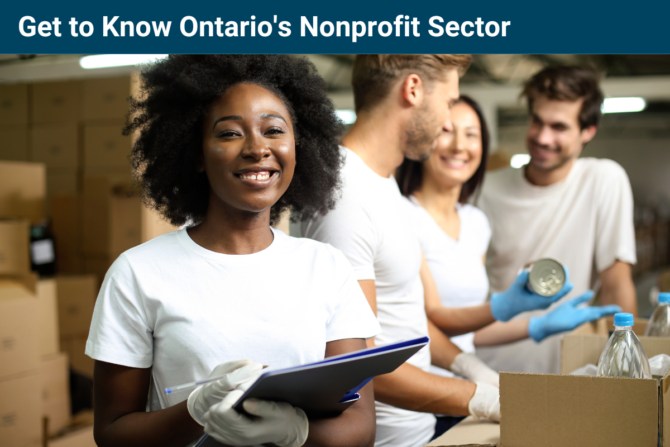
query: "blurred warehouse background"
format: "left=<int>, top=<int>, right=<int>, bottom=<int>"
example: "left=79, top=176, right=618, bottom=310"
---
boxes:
left=0, top=53, right=669, bottom=445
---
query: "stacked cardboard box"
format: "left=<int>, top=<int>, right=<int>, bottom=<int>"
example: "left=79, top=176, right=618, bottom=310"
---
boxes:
left=0, top=84, right=29, bottom=162
left=0, top=279, right=43, bottom=447
left=56, top=275, right=97, bottom=378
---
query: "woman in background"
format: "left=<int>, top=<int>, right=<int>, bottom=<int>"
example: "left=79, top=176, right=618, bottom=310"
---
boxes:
left=396, top=95, right=621, bottom=380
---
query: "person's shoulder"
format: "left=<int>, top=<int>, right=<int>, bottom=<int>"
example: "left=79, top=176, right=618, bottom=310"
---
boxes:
left=576, top=157, right=629, bottom=183
left=276, top=229, right=352, bottom=265
left=119, top=230, right=184, bottom=263
left=479, top=166, right=519, bottom=201
left=460, top=204, right=491, bottom=232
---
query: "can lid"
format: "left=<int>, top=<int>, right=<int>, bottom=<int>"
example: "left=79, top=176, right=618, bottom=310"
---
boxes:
left=659, top=293, right=670, bottom=304
left=528, top=258, right=565, bottom=297
left=614, top=313, right=634, bottom=327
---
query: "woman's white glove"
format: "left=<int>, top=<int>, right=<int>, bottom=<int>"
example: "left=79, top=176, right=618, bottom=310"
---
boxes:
left=450, top=353, right=500, bottom=387
left=468, top=383, right=500, bottom=422
left=187, top=359, right=263, bottom=426
left=204, top=389, right=309, bottom=447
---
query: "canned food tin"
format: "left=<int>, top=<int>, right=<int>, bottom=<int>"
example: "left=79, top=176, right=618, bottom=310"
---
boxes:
left=526, top=258, right=565, bottom=297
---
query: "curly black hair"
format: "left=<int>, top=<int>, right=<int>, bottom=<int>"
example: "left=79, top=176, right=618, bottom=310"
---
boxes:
left=124, top=55, right=344, bottom=226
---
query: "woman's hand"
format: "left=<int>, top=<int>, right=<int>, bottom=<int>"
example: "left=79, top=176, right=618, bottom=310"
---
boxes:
left=204, top=390, right=309, bottom=447
left=187, top=359, right=263, bottom=425
left=490, top=270, right=574, bottom=322
left=527, top=291, right=621, bottom=342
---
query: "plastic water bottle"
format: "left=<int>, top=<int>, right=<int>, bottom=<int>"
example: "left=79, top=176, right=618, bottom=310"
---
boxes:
left=645, top=293, right=670, bottom=337
left=596, top=313, right=651, bottom=379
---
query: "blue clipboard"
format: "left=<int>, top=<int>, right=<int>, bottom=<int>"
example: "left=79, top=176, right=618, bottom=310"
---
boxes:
left=195, top=336, right=429, bottom=447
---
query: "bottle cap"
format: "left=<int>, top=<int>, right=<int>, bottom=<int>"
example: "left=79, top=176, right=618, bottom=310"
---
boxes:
left=614, top=313, right=634, bottom=327
left=659, top=293, right=670, bottom=304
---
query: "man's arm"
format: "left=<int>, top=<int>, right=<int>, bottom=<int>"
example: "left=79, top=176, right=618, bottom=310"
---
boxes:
left=358, top=280, right=475, bottom=416
left=600, top=260, right=637, bottom=316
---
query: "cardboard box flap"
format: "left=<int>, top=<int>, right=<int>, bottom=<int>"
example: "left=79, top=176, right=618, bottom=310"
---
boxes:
left=501, top=372, right=658, bottom=447
left=427, top=417, right=499, bottom=446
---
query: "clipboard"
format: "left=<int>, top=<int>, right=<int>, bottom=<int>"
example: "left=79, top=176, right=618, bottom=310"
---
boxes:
left=195, top=336, right=429, bottom=447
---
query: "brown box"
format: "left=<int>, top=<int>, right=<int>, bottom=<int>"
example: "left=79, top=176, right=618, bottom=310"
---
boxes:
left=0, top=126, right=29, bottom=161
left=31, top=81, right=80, bottom=124
left=0, top=219, right=30, bottom=277
left=82, top=76, right=131, bottom=121
left=51, top=195, right=81, bottom=261
left=40, top=353, right=71, bottom=437
left=427, top=417, right=499, bottom=447
left=81, top=255, right=112, bottom=287
left=49, top=424, right=95, bottom=447
left=142, top=206, right=179, bottom=243
left=0, top=279, right=39, bottom=380
left=60, top=336, right=93, bottom=378
left=83, top=122, right=131, bottom=169
left=82, top=177, right=141, bottom=258
left=500, top=318, right=670, bottom=447
left=47, top=169, right=79, bottom=199
left=0, top=160, right=46, bottom=224
left=30, top=124, right=78, bottom=169
left=37, top=279, right=60, bottom=356
left=0, top=373, right=42, bottom=447
left=55, top=275, right=96, bottom=338
left=0, top=84, right=29, bottom=125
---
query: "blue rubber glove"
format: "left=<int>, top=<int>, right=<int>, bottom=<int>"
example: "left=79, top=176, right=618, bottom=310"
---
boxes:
left=490, top=270, right=574, bottom=322
left=527, top=291, right=622, bottom=342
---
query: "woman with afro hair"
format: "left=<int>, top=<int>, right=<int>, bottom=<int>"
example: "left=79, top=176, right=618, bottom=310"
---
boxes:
left=85, top=55, right=380, bottom=447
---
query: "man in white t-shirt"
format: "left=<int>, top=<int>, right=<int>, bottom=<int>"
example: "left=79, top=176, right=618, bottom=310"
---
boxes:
left=477, top=65, right=638, bottom=374
left=294, top=55, right=579, bottom=447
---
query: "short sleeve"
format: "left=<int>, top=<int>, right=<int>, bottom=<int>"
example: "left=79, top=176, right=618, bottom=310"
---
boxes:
left=300, top=195, right=379, bottom=281
left=85, top=254, right=154, bottom=368
left=323, top=246, right=381, bottom=342
left=594, top=161, right=637, bottom=272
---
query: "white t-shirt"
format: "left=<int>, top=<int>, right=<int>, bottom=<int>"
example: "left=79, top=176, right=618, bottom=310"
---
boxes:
left=476, top=158, right=636, bottom=374
left=86, top=227, right=380, bottom=447
left=407, top=197, right=490, bottom=378
left=294, top=148, right=435, bottom=447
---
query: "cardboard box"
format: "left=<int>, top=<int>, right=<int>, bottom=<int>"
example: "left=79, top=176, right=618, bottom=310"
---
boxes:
left=30, top=124, right=78, bottom=169
left=82, top=76, right=131, bottom=121
left=500, top=318, right=670, bottom=447
left=0, top=84, right=29, bottom=126
left=60, top=336, right=93, bottom=378
left=0, top=126, right=29, bottom=161
left=56, top=276, right=96, bottom=338
left=47, top=169, right=79, bottom=200
left=81, top=256, right=112, bottom=287
left=31, top=81, right=80, bottom=124
left=0, top=161, right=46, bottom=224
left=83, top=122, right=131, bottom=169
left=37, top=279, right=60, bottom=356
left=51, top=195, right=81, bottom=262
left=82, top=177, right=141, bottom=258
left=142, top=206, right=179, bottom=243
left=0, top=373, right=42, bottom=447
left=0, top=279, right=39, bottom=379
left=40, top=353, right=71, bottom=437
left=0, top=219, right=30, bottom=277
left=49, top=424, right=95, bottom=447
left=427, top=417, right=499, bottom=447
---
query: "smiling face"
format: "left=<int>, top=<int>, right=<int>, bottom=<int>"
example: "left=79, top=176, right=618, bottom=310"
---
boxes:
left=526, top=95, right=595, bottom=172
left=422, top=101, right=483, bottom=189
left=404, top=69, right=461, bottom=162
left=201, top=83, right=296, bottom=217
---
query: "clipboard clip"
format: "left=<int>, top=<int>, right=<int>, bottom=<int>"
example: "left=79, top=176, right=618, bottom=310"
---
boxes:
left=338, top=376, right=374, bottom=403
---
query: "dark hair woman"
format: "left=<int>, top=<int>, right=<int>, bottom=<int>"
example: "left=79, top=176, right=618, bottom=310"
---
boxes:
left=86, top=55, right=379, bottom=447
left=396, top=94, right=619, bottom=407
